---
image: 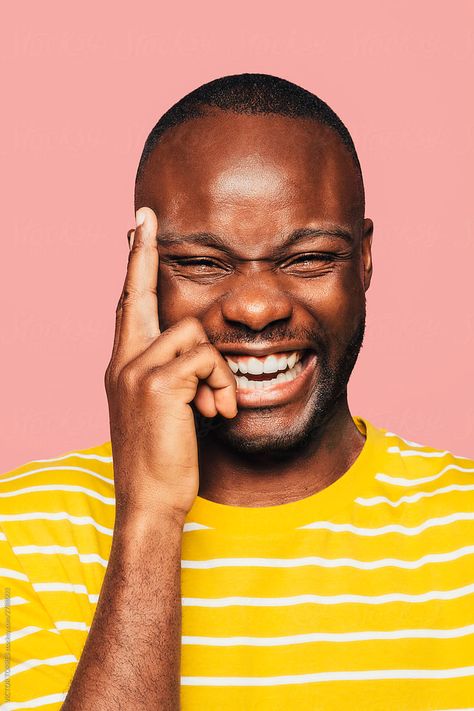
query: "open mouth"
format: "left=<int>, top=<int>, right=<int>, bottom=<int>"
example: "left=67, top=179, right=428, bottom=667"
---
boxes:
left=221, top=349, right=317, bottom=408
left=227, top=349, right=313, bottom=391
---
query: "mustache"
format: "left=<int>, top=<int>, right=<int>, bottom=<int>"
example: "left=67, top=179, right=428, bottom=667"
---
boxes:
left=204, top=325, right=327, bottom=353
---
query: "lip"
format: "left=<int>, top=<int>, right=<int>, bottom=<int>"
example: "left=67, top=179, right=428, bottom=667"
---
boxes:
left=218, top=344, right=313, bottom=358
left=234, top=351, right=318, bottom=408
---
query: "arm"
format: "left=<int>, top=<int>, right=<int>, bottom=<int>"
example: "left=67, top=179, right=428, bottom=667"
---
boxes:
left=61, top=207, right=237, bottom=710
left=62, top=511, right=184, bottom=710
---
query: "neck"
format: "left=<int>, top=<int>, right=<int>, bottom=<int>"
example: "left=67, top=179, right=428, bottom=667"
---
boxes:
left=196, top=393, right=366, bottom=507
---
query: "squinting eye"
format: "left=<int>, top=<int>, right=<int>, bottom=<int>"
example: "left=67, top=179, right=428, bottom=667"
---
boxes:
left=179, top=258, right=221, bottom=269
left=288, top=253, right=335, bottom=266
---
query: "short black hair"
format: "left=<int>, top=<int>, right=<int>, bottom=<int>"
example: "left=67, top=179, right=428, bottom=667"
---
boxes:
left=135, top=73, right=364, bottom=205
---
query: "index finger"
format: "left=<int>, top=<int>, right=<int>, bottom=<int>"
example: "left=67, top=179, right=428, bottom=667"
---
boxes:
left=116, top=206, right=160, bottom=365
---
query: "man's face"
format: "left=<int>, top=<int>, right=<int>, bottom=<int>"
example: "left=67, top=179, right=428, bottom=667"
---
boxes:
left=136, top=110, right=373, bottom=458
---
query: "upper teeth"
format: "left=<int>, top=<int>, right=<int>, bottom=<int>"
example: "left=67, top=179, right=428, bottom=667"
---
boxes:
left=224, top=351, right=303, bottom=375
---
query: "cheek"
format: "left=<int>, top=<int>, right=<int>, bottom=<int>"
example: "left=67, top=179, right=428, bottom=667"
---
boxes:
left=156, top=269, right=190, bottom=330
left=156, top=268, right=212, bottom=330
left=297, top=272, right=363, bottom=333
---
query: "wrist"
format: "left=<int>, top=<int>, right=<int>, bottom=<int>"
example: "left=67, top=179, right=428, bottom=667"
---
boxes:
left=114, top=504, right=187, bottom=537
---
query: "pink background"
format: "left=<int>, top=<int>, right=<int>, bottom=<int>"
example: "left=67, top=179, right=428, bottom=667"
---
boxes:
left=1, top=1, right=473, bottom=471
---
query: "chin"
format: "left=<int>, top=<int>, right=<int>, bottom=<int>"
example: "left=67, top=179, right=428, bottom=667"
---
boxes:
left=208, top=397, right=331, bottom=461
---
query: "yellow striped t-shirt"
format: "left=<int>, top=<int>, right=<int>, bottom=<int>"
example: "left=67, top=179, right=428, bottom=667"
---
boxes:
left=1, top=415, right=474, bottom=710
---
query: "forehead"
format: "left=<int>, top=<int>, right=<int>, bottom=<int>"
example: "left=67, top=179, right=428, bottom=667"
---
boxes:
left=137, top=111, right=363, bottom=239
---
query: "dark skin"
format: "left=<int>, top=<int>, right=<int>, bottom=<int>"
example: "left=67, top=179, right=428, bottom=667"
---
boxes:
left=135, top=109, right=373, bottom=507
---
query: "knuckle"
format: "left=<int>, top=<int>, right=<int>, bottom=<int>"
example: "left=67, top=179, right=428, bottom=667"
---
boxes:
left=120, top=287, right=139, bottom=307
left=121, top=285, right=157, bottom=307
left=196, top=341, right=215, bottom=357
left=115, top=293, right=124, bottom=314
left=104, top=361, right=118, bottom=391
left=104, top=363, right=112, bottom=387
left=142, top=369, right=170, bottom=396
left=116, top=364, right=140, bottom=392
left=181, top=315, right=206, bottom=336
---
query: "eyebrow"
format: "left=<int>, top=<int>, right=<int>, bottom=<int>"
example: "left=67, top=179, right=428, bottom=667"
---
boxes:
left=157, top=226, right=354, bottom=254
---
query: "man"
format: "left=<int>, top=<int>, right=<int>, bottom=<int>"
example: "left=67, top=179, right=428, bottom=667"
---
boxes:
left=1, top=73, right=473, bottom=710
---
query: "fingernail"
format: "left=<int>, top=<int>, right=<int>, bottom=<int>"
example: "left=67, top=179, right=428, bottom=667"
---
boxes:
left=135, top=207, right=147, bottom=227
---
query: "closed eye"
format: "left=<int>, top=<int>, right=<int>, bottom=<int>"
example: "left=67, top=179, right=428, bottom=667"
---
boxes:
left=283, top=253, right=338, bottom=271
left=288, top=253, right=335, bottom=264
left=176, top=254, right=335, bottom=267
left=182, top=258, right=220, bottom=266
left=167, top=253, right=343, bottom=280
left=174, top=258, right=224, bottom=271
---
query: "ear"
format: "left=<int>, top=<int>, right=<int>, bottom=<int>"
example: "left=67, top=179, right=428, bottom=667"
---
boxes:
left=361, top=218, right=374, bottom=291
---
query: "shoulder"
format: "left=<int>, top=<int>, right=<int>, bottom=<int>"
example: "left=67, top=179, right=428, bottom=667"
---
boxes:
left=363, top=420, right=474, bottom=512
left=379, top=425, right=474, bottom=472
left=0, top=443, right=115, bottom=701
left=0, top=440, right=115, bottom=544
left=0, top=440, right=114, bottom=492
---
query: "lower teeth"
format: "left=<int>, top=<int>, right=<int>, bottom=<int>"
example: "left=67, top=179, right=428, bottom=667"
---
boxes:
left=234, top=360, right=304, bottom=390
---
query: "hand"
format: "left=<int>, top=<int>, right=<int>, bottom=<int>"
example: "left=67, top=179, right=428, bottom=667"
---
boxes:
left=104, top=207, right=238, bottom=524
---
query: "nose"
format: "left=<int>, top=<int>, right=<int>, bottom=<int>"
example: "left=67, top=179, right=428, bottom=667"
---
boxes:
left=220, top=273, right=293, bottom=332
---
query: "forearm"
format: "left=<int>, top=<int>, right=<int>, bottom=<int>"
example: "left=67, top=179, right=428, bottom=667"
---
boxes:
left=61, top=510, right=184, bottom=710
